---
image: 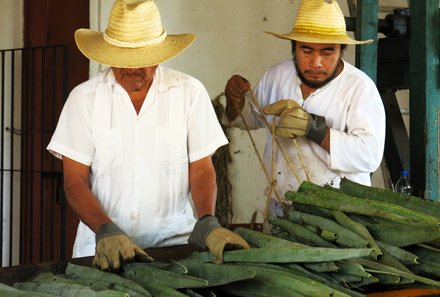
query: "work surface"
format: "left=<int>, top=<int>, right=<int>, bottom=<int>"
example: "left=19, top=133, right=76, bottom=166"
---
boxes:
left=1, top=244, right=440, bottom=296
left=0, top=244, right=196, bottom=286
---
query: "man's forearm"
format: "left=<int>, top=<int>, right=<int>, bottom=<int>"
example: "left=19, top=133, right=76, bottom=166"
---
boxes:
left=319, top=128, right=330, bottom=153
left=63, top=156, right=110, bottom=232
left=189, top=156, right=217, bottom=218
left=64, top=180, right=111, bottom=232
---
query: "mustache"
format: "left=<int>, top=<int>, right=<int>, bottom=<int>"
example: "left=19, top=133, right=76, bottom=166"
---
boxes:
left=119, top=70, right=146, bottom=77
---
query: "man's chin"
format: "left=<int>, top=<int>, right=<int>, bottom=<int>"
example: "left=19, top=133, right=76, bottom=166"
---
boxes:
left=124, top=85, right=146, bottom=92
left=303, top=79, right=328, bottom=89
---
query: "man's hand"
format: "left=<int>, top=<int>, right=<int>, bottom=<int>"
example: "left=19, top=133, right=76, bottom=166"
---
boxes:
left=188, top=215, right=250, bottom=264
left=263, top=99, right=327, bottom=144
left=205, top=227, right=250, bottom=264
left=224, top=75, right=251, bottom=121
left=93, top=222, right=153, bottom=271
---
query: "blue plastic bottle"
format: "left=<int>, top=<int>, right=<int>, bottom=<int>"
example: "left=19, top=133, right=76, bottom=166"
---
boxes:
left=395, top=170, right=412, bottom=196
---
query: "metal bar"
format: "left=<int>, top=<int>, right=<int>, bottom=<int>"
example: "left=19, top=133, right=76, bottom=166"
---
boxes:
left=49, top=47, right=56, bottom=261
left=354, top=0, right=379, bottom=83
left=60, top=45, right=69, bottom=260
left=62, top=46, right=69, bottom=110
left=1, top=50, right=5, bottom=266
left=9, top=50, right=15, bottom=266
left=381, top=90, right=410, bottom=187
left=19, top=48, right=26, bottom=265
left=409, top=0, right=440, bottom=199
left=29, top=48, right=36, bottom=263
left=39, top=48, right=46, bottom=262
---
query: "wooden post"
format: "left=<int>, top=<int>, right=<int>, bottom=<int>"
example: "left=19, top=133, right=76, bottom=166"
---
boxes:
left=409, top=0, right=439, bottom=200
left=355, top=0, right=378, bottom=83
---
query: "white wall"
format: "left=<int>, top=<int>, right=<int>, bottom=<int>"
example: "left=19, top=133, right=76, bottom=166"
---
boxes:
left=0, top=0, right=24, bottom=49
left=156, top=0, right=306, bottom=225
left=91, top=0, right=393, bottom=225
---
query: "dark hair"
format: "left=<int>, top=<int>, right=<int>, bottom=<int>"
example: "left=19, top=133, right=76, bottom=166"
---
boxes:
left=290, top=40, right=348, bottom=56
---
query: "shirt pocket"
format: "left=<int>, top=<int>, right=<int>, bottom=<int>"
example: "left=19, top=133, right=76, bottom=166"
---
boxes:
left=154, top=126, right=188, bottom=166
left=92, top=128, right=123, bottom=175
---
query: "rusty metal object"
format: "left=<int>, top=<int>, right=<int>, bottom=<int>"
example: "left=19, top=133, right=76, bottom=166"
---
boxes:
left=366, top=288, right=440, bottom=297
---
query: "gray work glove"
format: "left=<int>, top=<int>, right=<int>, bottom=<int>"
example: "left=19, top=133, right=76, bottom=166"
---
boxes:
left=93, top=222, right=153, bottom=271
left=263, top=99, right=327, bottom=144
left=188, top=215, right=250, bottom=264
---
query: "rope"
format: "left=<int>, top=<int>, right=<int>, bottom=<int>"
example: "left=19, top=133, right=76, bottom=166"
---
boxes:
left=293, top=139, right=311, bottom=181
left=239, top=113, right=282, bottom=201
left=236, top=91, right=312, bottom=221
left=212, top=90, right=313, bottom=225
left=244, top=91, right=307, bottom=184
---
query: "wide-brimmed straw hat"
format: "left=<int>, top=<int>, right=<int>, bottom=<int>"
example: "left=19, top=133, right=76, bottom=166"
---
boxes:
left=265, top=0, right=373, bottom=45
left=74, top=0, right=196, bottom=68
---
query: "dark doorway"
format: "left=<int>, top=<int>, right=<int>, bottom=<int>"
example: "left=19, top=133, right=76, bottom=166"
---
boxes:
left=20, top=0, right=89, bottom=264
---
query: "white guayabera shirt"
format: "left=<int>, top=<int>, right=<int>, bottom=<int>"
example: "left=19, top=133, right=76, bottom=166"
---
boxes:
left=47, top=66, right=228, bottom=257
left=224, top=59, right=385, bottom=201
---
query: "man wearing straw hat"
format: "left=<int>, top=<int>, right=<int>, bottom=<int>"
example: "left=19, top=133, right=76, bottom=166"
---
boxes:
left=223, top=0, right=385, bottom=212
left=47, top=0, right=249, bottom=270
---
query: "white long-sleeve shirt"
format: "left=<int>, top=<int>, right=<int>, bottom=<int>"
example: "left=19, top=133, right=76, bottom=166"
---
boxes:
left=225, top=59, right=385, bottom=199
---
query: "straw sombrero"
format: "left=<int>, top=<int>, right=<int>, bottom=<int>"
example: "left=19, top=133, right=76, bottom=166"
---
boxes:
left=265, top=0, right=373, bottom=45
left=74, top=0, right=196, bottom=68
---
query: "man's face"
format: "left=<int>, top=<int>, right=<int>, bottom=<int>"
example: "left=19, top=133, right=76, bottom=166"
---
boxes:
left=294, top=42, right=343, bottom=89
left=112, top=66, right=158, bottom=93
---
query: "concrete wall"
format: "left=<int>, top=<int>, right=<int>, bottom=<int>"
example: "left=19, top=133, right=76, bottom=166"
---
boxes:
left=0, top=0, right=23, bottom=49
left=0, top=0, right=398, bottom=227
left=89, top=0, right=394, bottom=224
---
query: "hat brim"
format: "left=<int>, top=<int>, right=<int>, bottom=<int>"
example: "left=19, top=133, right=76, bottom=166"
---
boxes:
left=264, top=31, right=373, bottom=45
left=75, top=29, right=196, bottom=68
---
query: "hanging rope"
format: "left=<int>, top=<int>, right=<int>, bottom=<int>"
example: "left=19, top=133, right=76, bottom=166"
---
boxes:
left=292, top=139, right=312, bottom=181
left=239, top=113, right=282, bottom=201
left=236, top=91, right=312, bottom=220
left=211, top=91, right=312, bottom=226
left=243, top=91, right=309, bottom=185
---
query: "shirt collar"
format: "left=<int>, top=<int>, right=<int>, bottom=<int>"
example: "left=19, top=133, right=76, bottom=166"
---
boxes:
left=152, top=66, right=179, bottom=92
left=101, top=67, right=116, bottom=85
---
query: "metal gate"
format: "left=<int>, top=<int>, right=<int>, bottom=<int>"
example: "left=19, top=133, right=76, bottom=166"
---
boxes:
left=0, top=45, right=69, bottom=267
